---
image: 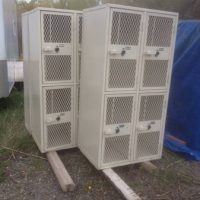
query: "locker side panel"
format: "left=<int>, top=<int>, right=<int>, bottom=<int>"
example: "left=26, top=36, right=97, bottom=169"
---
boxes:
left=22, top=14, right=31, bottom=132
left=159, top=13, right=178, bottom=158
left=78, top=8, right=109, bottom=168
left=29, top=11, right=43, bottom=152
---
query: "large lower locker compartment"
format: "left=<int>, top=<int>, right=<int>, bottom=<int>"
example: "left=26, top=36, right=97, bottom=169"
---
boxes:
left=43, top=86, right=75, bottom=152
left=135, top=93, right=166, bottom=161
left=102, top=94, right=135, bottom=167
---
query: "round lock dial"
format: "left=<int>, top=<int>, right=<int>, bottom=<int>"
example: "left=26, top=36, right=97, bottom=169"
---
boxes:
left=55, top=47, right=60, bottom=53
left=115, top=127, right=120, bottom=134
left=56, top=116, right=61, bottom=121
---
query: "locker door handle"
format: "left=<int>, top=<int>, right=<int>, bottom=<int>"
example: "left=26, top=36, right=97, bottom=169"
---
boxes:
left=109, top=49, right=122, bottom=55
left=144, top=51, right=156, bottom=56
left=137, top=124, right=151, bottom=132
left=144, top=50, right=160, bottom=57
left=104, top=127, right=121, bottom=135
left=43, top=46, right=54, bottom=53
left=46, top=117, right=54, bottom=123
left=104, top=128, right=115, bottom=135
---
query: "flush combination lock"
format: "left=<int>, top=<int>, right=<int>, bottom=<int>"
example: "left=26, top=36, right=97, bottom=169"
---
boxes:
left=55, top=46, right=60, bottom=53
left=115, top=127, right=120, bottom=134
left=121, top=49, right=126, bottom=56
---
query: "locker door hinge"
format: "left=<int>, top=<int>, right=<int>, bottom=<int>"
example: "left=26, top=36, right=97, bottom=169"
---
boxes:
left=140, top=22, right=144, bottom=32
left=172, top=23, right=176, bottom=34
left=164, top=100, right=167, bottom=109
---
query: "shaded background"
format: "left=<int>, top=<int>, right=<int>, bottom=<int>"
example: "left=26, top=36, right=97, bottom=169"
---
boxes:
left=16, top=0, right=200, bottom=58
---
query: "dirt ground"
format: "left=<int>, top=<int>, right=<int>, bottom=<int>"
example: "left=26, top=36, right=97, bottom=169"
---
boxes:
left=0, top=148, right=200, bottom=200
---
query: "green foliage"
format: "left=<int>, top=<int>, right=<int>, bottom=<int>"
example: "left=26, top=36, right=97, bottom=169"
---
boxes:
left=0, top=149, right=11, bottom=183
left=31, top=158, right=46, bottom=170
left=102, top=0, right=200, bottom=19
left=0, top=89, right=37, bottom=182
left=17, top=0, right=97, bottom=11
left=67, top=0, right=97, bottom=10
left=0, top=89, right=37, bottom=152
left=16, top=0, right=200, bottom=58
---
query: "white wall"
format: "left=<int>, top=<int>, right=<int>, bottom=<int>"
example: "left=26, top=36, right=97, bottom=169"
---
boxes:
left=0, top=0, right=6, bottom=60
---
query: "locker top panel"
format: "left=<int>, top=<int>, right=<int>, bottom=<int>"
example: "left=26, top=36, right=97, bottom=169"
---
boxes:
left=22, top=7, right=82, bottom=16
left=83, top=4, right=178, bottom=17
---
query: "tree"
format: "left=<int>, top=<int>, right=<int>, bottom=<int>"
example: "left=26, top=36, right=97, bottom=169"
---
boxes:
left=102, top=0, right=200, bottom=19
left=16, top=0, right=200, bottom=57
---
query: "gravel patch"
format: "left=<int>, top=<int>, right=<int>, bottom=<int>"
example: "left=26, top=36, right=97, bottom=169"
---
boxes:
left=1, top=148, right=200, bottom=200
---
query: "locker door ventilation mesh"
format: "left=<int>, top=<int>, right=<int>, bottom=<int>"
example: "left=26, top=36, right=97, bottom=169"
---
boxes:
left=103, top=135, right=130, bottom=163
left=43, top=14, right=71, bottom=43
left=111, top=11, right=141, bottom=45
left=143, top=60, right=168, bottom=88
left=146, top=16, right=173, bottom=47
left=136, top=131, right=160, bottom=158
left=47, top=122, right=71, bottom=148
left=108, top=59, right=136, bottom=89
left=46, top=88, right=71, bottom=114
left=139, top=95, right=164, bottom=121
left=44, top=55, right=71, bottom=81
left=106, top=96, right=134, bottom=125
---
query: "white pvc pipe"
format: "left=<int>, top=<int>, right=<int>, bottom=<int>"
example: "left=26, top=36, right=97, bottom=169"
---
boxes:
left=14, top=61, right=24, bottom=82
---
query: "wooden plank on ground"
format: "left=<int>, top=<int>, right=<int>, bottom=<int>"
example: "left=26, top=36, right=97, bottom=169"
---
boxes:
left=103, top=168, right=141, bottom=200
left=47, top=151, right=75, bottom=192
left=140, top=161, right=157, bottom=173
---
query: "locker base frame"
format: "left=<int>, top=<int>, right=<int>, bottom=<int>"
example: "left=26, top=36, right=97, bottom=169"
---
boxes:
left=79, top=143, right=162, bottom=170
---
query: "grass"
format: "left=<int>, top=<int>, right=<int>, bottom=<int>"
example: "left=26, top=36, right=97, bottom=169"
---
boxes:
left=30, top=158, right=46, bottom=170
left=0, top=88, right=37, bottom=182
left=0, top=88, right=36, bottom=150
left=0, top=149, right=11, bottom=183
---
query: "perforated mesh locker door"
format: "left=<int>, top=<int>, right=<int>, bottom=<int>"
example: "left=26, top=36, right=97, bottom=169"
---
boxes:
left=41, top=12, right=74, bottom=84
left=135, top=93, right=166, bottom=160
left=140, top=14, right=176, bottom=90
left=102, top=135, right=131, bottom=165
left=106, top=9, right=143, bottom=91
left=102, top=94, right=135, bottom=165
left=43, top=86, right=74, bottom=151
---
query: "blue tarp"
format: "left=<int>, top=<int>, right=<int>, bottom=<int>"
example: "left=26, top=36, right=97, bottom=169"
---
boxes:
left=165, top=20, right=200, bottom=160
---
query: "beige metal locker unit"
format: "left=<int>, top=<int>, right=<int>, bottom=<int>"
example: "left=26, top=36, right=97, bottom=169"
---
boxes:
left=22, top=8, right=82, bottom=153
left=78, top=4, right=178, bottom=169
